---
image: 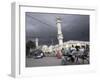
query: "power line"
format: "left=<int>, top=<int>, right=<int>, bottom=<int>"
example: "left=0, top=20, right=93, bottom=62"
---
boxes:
left=26, top=14, right=55, bottom=28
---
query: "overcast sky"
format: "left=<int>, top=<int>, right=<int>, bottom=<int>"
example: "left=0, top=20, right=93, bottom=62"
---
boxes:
left=26, top=12, right=89, bottom=45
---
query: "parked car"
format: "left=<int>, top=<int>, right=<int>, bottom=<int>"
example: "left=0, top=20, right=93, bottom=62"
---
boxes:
left=31, top=49, right=45, bottom=59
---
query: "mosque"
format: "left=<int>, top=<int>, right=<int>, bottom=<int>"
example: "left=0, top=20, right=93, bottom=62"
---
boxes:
left=32, top=17, right=89, bottom=55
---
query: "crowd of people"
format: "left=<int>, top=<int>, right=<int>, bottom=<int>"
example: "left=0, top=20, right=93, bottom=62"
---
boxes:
left=61, top=44, right=89, bottom=65
left=26, top=40, right=89, bottom=65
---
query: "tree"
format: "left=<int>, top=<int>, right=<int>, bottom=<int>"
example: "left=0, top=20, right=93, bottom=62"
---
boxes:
left=26, top=40, right=36, bottom=56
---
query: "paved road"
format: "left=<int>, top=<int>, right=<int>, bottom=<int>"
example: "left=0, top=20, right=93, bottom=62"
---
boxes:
left=26, top=56, right=89, bottom=67
left=26, top=57, right=61, bottom=67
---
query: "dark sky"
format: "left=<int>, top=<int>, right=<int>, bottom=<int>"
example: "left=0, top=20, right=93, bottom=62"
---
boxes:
left=26, top=12, right=89, bottom=45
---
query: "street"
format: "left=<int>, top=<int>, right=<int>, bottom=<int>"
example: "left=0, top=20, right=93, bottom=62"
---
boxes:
left=26, top=56, right=89, bottom=67
left=26, top=57, right=62, bottom=67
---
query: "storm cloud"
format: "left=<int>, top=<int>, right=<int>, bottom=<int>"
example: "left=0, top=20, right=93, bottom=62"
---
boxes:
left=26, top=12, right=89, bottom=45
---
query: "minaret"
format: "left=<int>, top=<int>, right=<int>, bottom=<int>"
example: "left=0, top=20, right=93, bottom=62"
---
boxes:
left=35, top=38, right=39, bottom=48
left=56, top=17, right=63, bottom=46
